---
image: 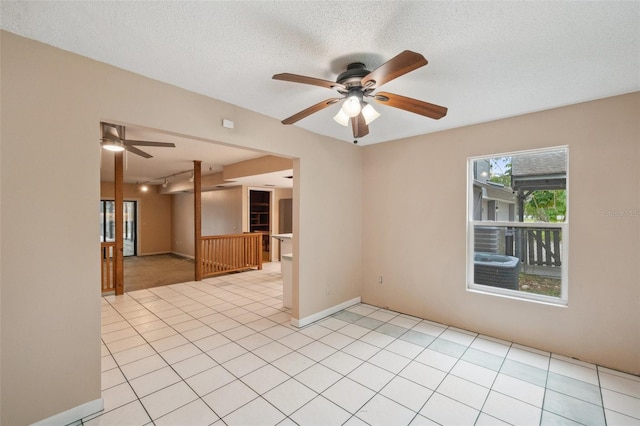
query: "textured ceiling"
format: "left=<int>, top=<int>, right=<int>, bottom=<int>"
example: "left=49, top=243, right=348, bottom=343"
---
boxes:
left=1, top=1, right=639, bottom=180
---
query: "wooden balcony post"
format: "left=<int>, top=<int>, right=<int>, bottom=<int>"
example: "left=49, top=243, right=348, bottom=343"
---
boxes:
left=114, top=150, right=124, bottom=295
left=194, top=160, right=202, bottom=281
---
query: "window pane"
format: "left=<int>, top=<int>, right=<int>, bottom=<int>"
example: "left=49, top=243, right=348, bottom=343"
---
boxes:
left=469, top=147, right=568, bottom=303
left=100, top=201, right=105, bottom=242
left=471, top=149, right=567, bottom=223
left=105, top=201, right=115, bottom=241
left=473, top=225, right=563, bottom=298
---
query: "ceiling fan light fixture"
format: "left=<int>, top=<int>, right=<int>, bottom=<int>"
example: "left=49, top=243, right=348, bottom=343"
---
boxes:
left=333, top=109, right=350, bottom=126
left=101, top=139, right=125, bottom=152
left=341, top=95, right=362, bottom=117
left=361, top=103, right=381, bottom=125
left=101, top=124, right=126, bottom=152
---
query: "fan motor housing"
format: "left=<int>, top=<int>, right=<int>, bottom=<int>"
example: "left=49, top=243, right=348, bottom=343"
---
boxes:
left=337, top=62, right=371, bottom=88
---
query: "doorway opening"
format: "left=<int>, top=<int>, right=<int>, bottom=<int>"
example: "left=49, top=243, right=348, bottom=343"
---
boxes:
left=249, top=189, right=272, bottom=262
left=100, top=199, right=137, bottom=256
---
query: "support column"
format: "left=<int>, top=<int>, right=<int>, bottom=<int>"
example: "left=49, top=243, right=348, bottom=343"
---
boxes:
left=194, top=160, right=202, bottom=281
left=114, top=150, right=124, bottom=295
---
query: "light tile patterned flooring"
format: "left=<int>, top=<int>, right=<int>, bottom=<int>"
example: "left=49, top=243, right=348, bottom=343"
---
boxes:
left=86, top=263, right=640, bottom=425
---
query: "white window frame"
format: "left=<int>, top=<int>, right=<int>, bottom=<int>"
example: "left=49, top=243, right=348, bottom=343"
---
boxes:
left=466, top=147, right=569, bottom=306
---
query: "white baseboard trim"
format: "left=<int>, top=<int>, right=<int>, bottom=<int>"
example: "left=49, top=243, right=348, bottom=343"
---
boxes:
left=291, top=297, right=361, bottom=328
left=31, top=398, right=103, bottom=426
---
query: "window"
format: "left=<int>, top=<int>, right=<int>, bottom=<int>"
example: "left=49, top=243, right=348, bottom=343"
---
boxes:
left=100, top=200, right=138, bottom=256
left=467, top=147, right=568, bottom=305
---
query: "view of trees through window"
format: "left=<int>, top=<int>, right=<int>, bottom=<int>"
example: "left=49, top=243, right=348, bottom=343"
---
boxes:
left=487, top=157, right=567, bottom=223
left=469, top=147, right=568, bottom=303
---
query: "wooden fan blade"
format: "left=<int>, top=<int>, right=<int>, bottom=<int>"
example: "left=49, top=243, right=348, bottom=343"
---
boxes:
left=282, top=98, right=341, bottom=125
left=273, top=73, right=345, bottom=91
left=351, top=113, right=369, bottom=138
left=124, top=140, right=176, bottom=148
left=125, top=145, right=153, bottom=159
left=361, top=51, right=428, bottom=89
left=373, top=92, right=448, bottom=119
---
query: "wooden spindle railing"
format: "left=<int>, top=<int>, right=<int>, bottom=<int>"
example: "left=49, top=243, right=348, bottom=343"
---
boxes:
left=201, top=233, right=263, bottom=278
left=100, top=242, right=116, bottom=293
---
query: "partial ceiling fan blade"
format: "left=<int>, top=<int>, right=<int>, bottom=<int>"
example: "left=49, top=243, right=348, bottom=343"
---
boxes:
left=373, top=92, right=448, bottom=119
left=351, top=113, right=369, bottom=138
left=125, top=145, right=153, bottom=159
left=361, top=50, right=428, bottom=89
left=273, top=73, right=346, bottom=91
left=282, top=98, right=341, bottom=125
left=124, top=140, right=176, bottom=148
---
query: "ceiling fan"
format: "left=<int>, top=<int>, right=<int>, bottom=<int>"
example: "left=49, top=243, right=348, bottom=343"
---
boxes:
left=100, top=122, right=175, bottom=158
left=273, top=50, right=448, bottom=139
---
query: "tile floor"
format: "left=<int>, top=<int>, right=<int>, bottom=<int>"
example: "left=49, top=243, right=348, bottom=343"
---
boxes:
left=84, top=263, right=640, bottom=425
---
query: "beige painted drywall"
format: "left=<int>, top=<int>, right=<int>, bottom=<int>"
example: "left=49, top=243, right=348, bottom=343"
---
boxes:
left=202, top=187, right=244, bottom=237
left=171, top=192, right=195, bottom=257
left=362, top=92, right=640, bottom=374
left=224, top=155, right=293, bottom=180
left=171, top=187, right=244, bottom=258
left=100, top=182, right=172, bottom=255
left=1, top=33, right=102, bottom=424
left=1, top=31, right=362, bottom=424
left=0, top=41, right=3, bottom=418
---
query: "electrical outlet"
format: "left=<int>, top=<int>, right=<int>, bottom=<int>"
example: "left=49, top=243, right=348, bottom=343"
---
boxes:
left=378, top=275, right=383, bottom=284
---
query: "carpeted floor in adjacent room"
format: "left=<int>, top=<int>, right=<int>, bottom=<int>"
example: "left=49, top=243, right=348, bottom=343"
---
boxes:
left=124, top=254, right=195, bottom=292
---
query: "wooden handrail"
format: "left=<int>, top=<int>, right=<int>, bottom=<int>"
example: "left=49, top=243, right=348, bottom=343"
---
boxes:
left=201, top=233, right=263, bottom=278
left=100, top=242, right=116, bottom=293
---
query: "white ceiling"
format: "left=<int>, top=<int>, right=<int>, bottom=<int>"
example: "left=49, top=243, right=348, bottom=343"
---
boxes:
left=2, top=1, right=639, bottom=183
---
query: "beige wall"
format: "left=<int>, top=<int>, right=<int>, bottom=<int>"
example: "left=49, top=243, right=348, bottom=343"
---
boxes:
left=0, top=39, right=4, bottom=418
left=362, top=92, right=640, bottom=374
left=171, top=187, right=244, bottom=257
left=202, top=187, right=243, bottom=236
left=171, top=193, right=195, bottom=257
left=100, top=182, right=172, bottom=255
left=1, top=34, right=102, bottom=424
left=1, top=31, right=362, bottom=424
left=224, top=155, right=293, bottom=180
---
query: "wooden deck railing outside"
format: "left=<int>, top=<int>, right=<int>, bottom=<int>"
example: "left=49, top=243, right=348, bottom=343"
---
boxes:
left=101, top=242, right=116, bottom=293
left=201, top=233, right=263, bottom=278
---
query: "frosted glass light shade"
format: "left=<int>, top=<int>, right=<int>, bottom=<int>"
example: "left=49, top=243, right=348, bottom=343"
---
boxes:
left=101, top=140, right=125, bottom=152
left=101, top=125, right=125, bottom=152
left=361, top=104, right=381, bottom=125
left=333, top=109, right=350, bottom=126
left=341, top=96, right=362, bottom=117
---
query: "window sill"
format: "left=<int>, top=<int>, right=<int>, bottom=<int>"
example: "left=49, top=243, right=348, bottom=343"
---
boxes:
left=467, top=284, right=568, bottom=307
